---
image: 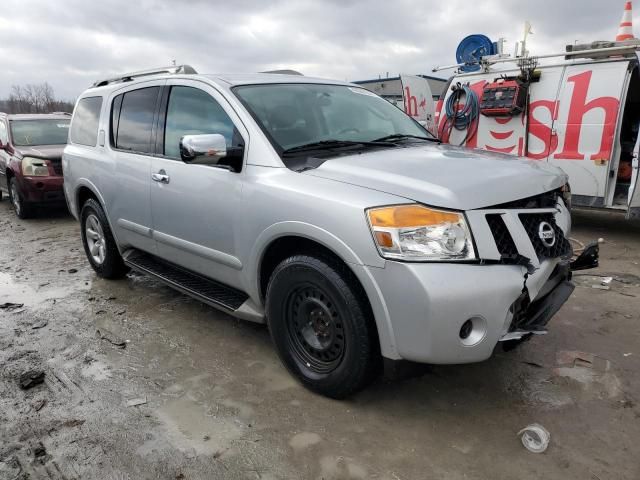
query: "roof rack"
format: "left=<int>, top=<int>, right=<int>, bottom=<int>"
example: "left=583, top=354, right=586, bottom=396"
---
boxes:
left=433, top=40, right=640, bottom=72
left=92, top=64, right=198, bottom=88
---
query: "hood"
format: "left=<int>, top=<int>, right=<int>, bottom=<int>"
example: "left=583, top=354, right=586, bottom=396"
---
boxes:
left=14, top=145, right=65, bottom=161
left=303, top=143, right=567, bottom=210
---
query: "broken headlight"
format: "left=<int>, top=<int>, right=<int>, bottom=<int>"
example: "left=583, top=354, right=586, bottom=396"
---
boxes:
left=366, top=204, right=476, bottom=261
left=21, top=157, right=50, bottom=176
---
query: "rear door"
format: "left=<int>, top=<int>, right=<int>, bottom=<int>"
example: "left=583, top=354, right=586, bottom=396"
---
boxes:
left=149, top=80, right=248, bottom=288
left=107, top=82, right=164, bottom=253
left=550, top=62, right=629, bottom=201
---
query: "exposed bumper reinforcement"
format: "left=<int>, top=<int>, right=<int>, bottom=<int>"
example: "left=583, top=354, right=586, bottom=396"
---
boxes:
left=500, top=269, right=575, bottom=343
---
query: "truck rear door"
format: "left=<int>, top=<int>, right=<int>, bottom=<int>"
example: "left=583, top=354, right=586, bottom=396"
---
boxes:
left=550, top=61, right=629, bottom=202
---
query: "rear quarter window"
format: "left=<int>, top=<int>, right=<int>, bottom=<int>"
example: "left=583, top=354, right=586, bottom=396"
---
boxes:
left=70, top=96, right=103, bottom=146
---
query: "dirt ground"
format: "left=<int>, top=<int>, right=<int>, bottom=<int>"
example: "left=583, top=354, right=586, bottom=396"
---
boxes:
left=1, top=201, right=639, bottom=480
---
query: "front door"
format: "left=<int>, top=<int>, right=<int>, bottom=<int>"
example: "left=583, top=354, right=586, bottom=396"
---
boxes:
left=150, top=81, right=248, bottom=288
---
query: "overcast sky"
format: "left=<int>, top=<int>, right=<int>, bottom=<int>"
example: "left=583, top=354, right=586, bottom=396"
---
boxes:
left=0, top=0, right=635, bottom=100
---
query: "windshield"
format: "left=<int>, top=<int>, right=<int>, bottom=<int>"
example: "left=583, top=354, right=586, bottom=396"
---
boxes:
left=10, top=119, right=70, bottom=146
left=233, top=83, right=431, bottom=153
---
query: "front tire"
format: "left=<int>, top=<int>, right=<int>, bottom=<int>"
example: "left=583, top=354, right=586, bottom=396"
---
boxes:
left=266, top=254, right=381, bottom=399
left=80, top=198, right=128, bottom=279
left=9, top=177, right=34, bottom=219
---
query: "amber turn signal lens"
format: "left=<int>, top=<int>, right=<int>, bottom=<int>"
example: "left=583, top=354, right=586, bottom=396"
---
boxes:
left=374, top=231, right=393, bottom=248
left=368, top=205, right=461, bottom=228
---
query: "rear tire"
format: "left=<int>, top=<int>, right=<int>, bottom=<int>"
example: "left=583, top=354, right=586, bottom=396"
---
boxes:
left=266, top=253, right=381, bottom=399
left=80, top=198, right=128, bottom=279
left=9, top=177, right=34, bottom=219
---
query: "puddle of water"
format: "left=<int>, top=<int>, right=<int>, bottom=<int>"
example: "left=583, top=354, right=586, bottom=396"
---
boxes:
left=0, top=271, right=87, bottom=310
left=154, top=396, right=244, bottom=456
left=319, top=455, right=368, bottom=480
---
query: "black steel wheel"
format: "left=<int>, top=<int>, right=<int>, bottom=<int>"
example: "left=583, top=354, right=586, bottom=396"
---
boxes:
left=285, top=284, right=346, bottom=374
left=266, top=253, right=381, bottom=399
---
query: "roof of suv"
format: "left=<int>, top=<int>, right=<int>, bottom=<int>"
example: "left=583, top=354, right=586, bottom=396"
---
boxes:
left=203, top=73, right=353, bottom=87
left=0, top=113, right=72, bottom=121
left=81, top=72, right=355, bottom=96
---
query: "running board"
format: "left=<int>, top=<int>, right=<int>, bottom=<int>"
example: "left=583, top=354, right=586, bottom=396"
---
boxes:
left=123, top=250, right=249, bottom=312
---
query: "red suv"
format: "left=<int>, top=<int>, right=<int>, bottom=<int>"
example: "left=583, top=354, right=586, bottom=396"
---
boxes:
left=0, top=113, right=70, bottom=218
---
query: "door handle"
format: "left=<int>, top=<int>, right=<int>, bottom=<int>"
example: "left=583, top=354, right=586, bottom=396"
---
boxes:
left=152, top=170, right=170, bottom=184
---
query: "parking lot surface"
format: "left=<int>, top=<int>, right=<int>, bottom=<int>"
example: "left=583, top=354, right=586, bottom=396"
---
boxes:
left=1, top=202, right=639, bottom=480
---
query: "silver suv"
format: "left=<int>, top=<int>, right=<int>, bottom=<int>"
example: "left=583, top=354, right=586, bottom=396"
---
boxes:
left=64, top=65, right=582, bottom=398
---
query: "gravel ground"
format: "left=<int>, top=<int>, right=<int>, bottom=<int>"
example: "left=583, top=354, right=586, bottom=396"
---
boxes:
left=1, top=201, right=639, bottom=480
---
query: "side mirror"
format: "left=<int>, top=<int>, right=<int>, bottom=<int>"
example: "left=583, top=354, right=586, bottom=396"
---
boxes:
left=180, top=134, right=227, bottom=165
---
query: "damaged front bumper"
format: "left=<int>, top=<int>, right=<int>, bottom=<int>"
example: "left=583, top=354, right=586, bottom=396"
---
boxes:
left=500, top=264, right=574, bottom=343
left=367, top=257, right=571, bottom=364
left=501, top=240, right=600, bottom=344
left=366, top=242, right=599, bottom=364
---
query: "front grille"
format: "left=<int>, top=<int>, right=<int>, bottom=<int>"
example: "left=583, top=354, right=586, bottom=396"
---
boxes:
left=519, top=213, right=571, bottom=259
left=489, top=189, right=560, bottom=209
left=52, top=163, right=63, bottom=175
left=486, top=212, right=571, bottom=261
left=486, top=214, right=518, bottom=258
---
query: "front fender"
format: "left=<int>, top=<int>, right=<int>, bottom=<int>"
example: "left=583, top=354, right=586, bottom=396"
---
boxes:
left=247, top=221, right=400, bottom=359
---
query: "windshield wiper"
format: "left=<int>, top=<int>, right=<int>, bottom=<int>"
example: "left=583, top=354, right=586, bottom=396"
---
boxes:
left=282, top=139, right=396, bottom=155
left=373, top=133, right=439, bottom=143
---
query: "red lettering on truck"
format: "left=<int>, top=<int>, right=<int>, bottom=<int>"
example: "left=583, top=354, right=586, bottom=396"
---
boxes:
left=554, top=71, right=619, bottom=160
left=527, top=99, right=559, bottom=160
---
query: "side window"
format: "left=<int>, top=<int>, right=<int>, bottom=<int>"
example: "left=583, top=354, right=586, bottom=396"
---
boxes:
left=0, top=121, right=8, bottom=144
left=163, top=86, right=237, bottom=158
left=70, top=96, right=103, bottom=146
left=114, top=87, right=160, bottom=153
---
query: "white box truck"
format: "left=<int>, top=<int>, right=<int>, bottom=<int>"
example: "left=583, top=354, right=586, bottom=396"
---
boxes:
left=435, top=41, right=640, bottom=218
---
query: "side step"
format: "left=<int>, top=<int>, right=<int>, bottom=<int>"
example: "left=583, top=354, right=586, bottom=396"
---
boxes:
left=123, top=250, right=249, bottom=312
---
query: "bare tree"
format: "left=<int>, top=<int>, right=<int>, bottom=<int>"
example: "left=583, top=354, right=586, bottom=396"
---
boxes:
left=3, top=83, right=73, bottom=114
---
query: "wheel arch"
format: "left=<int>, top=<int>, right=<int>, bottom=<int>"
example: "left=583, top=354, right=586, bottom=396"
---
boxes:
left=251, top=222, right=399, bottom=359
left=75, top=181, right=104, bottom=213
left=74, top=181, right=122, bottom=249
